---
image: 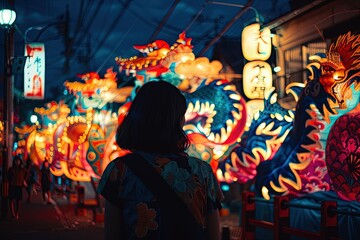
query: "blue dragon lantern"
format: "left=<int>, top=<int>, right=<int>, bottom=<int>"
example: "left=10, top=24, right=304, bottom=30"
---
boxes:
left=223, top=32, right=360, bottom=200
left=115, top=32, right=247, bottom=171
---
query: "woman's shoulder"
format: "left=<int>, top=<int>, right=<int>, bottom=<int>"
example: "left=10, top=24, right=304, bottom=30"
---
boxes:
left=176, top=155, right=213, bottom=179
left=187, top=155, right=212, bottom=168
left=103, top=157, right=127, bottom=181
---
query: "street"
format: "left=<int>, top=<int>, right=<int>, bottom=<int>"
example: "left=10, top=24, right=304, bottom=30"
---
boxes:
left=0, top=189, right=104, bottom=240
left=0, top=187, right=240, bottom=240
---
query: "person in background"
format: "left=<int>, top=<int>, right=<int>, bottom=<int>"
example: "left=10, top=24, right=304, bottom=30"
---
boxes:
left=39, top=160, right=53, bottom=204
left=98, top=80, right=223, bottom=240
left=8, top=155, right=27, bottom=219
left=25, top=158, right=38, bottom=203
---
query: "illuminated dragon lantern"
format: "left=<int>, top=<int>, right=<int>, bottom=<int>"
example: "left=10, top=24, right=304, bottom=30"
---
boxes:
left=217, top=85, right=299, bottom=183
left=47, top=68, right=128, bottom=181
left=226, top=32, right=360, bottom=200
left=324, top=33, right=360, bottom=202
left=14, top=101, right=71, bottom=166
left=64, top=68, right=133, bottom=111
left=16, top=69, right=126, bottom=182
left=115, top=32, right=247, bottom=170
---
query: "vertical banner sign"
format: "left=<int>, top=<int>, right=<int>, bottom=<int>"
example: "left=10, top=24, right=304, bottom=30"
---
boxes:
left=24, top=43, right=45, bottom=99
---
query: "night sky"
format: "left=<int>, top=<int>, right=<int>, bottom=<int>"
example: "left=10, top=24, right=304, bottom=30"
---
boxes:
left=1, top=0, right=290, bottom=102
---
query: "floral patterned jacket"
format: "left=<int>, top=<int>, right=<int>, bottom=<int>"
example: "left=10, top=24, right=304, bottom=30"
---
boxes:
left=97, top=151, right=223, bottom=239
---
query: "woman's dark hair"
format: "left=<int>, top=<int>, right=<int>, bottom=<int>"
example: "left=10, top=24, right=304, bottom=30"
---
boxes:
left=116, top=80, right=190, bottom=153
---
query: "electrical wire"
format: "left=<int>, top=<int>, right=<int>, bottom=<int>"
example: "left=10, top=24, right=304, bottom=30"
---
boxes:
left=70, top=0, right=105, bottom=66
left=148, top=0, right=181, bottom=42
left=90, top=0, right=134, bottom=60
left=183, top=0, right=209, bottom=32
left=96, top=17, right=138, bottom=73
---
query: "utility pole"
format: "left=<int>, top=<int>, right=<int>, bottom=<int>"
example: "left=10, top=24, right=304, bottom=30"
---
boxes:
left=0, top=0, right=15, bottom=219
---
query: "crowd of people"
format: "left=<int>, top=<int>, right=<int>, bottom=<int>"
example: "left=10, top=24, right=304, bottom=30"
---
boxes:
left=7, top=156, right=72, bottom=220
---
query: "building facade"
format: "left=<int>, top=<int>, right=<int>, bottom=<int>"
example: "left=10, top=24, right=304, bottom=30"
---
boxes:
left=266, top=0, right=360, bottom=98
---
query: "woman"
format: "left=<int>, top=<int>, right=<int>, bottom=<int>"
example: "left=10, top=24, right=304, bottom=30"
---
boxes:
left=40, top=160, right=52, bottom=204
left=25, top=158, right=38, bottom=203
left=8, top=156, right=27, bottom=219
left=98, top=80, right=223, bottom=240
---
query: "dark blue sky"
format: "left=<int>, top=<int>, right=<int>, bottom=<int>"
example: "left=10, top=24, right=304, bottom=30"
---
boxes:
left=1, top=0, right=290, bottom=101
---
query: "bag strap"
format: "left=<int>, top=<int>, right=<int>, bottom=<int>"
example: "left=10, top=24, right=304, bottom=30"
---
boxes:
left=115, top=152, right=205, bottom=240
left=117, top=153, right=201, bottom=219
left=116, top=152, right=191, bottom=210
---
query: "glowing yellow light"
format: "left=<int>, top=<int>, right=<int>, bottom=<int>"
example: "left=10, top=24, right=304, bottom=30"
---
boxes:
left=261, top=186, right=270, bottom=200
left=180, top=56, right=191, bottom=62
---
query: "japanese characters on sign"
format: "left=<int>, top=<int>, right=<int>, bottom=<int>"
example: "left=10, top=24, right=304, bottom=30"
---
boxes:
left=24, top=43, right=45, bottom=99
left=242, top=23, right=272, bottom=99
left=243, top=61, right=273, bottom=99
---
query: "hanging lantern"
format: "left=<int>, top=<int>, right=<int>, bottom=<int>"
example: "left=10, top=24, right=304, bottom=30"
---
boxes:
left=241, top=23, right=272, bottom=61
left=243, top=61, right=273, bottom=99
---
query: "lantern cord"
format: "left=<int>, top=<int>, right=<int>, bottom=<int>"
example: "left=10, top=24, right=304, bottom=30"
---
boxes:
left=314, top=24, right=325, bottom=43
left=208, top=1, right=260, bottom=22
left=184, top=0, right=209, bottom=33
left=13, top=24, right=26, bottom=41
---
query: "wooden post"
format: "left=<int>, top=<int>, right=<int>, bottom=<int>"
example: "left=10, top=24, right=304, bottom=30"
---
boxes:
left=321, top=201, right=338, bottom=239
left=241, top=191, right=255, bottom=240
left=274, top=195, right=290, bottom=240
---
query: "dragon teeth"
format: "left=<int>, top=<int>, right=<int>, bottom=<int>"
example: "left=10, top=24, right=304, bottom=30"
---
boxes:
left=205, top=102, right=210, bottom=111
left=199, top=103, right=206, bottom=115
left=232, top=110, right=241, bottom=120
left=284, top=115, right=293, bottom=122
left=215, top=133, right=221, bottom=143
left=194, top=101, right=200, bottom=112
left=208, top=132, right=215, bottom=141
left=226, top=120, right=233, bottom=133
left=220, top=127, right=228, bottom=142
left=224, top=85, right=237, bottom=91
left=288, top=110, right=294, bottom=118
left=207, top=117, right=214, bottom=123
left=270, top=94, right=277, bottom=104
left=253, top=111, right=260, bottom=120
left=229, top=94, right=241, bottom=101
left=275, top=113, right=284, bottom=121
left=187, top=102, right=194, bottom=112
left=233, top=103, right=243, bottom=111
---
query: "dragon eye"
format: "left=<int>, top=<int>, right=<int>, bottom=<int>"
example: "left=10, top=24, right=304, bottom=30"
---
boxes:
left=333, top=69, right=345, bottom=80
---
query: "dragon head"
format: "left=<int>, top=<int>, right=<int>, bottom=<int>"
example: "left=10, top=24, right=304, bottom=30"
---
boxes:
left=320, top=32, right=360, bottom=109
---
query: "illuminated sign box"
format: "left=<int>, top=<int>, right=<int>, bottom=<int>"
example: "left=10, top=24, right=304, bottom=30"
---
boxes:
left=24, top=43, right=45, bottom=99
